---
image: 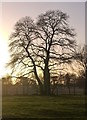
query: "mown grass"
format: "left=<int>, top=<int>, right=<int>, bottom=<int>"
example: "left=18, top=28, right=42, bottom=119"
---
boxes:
left=2, top=95, right=86, bottom=119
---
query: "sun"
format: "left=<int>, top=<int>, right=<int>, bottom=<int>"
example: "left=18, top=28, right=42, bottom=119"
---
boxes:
left=0, top=32, right=10, bottom=78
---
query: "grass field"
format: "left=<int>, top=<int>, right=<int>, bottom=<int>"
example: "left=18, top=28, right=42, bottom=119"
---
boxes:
left=2, top=95, right=86, bottom=119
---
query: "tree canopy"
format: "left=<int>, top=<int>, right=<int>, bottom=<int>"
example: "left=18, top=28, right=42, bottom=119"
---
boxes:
left=8, top=10, right=78, bottom=95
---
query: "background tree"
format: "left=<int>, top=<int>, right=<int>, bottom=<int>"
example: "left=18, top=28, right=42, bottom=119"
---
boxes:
left=2, top=75, right=12, bottom=86
left=74, top=45, right=87, bottom=95
left=2, top=75, right=12, bottom=96
left=8, top=10, right=77, bottom=95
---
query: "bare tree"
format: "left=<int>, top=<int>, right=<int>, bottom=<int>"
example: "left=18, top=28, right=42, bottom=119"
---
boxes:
left=8, top=10, right=77, bottom=95
left=75, top=45, right=87, bottom=95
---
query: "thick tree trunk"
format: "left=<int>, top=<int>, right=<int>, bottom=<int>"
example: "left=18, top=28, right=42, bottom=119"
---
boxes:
left=44, top=66, right=51, bottom=96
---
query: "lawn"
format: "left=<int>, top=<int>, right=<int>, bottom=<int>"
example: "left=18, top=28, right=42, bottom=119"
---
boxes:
left=2, top=95, right=86, bottom=119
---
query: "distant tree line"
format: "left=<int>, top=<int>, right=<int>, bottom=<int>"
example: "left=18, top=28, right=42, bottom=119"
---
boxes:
left=2, top=73, right=85, bottom=96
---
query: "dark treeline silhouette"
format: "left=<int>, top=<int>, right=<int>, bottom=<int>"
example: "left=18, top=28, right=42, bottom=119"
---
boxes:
left=2, top=73, right=85, bottom=96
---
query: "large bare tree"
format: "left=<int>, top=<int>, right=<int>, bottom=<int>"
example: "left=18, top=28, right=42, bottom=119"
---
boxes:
left=8, top=10, right=76, bottom=95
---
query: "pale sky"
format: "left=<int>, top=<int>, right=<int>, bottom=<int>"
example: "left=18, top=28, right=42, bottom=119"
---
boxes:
left=2, top=2, right=85, bottom=44
left=0, top=2, right=85, bottom=78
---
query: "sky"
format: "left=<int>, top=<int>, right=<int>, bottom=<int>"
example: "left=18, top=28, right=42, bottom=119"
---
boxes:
left=2, top=2, right=85, bottom=43
left=0, top=2, right=85, bottom=78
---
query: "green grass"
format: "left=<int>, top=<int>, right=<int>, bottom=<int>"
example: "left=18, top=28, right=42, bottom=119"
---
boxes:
left=2, top=95, right=86, bottom=119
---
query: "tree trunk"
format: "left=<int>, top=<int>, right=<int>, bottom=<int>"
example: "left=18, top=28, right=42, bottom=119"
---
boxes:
left=26, top=49, right=44, bottom=95
left=44, top=66, right=51, bottom=96
left=34, top=70, right=44, bottom=95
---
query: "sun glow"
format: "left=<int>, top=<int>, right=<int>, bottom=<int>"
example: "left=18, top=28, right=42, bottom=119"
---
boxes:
left=0, top=32, right=10, bottom=78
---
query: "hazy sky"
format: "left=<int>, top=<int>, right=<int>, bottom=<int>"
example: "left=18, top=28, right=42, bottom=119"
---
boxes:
left=2, top=2, right=85, bottom=45
left=0, top=2, right=85, bottom=78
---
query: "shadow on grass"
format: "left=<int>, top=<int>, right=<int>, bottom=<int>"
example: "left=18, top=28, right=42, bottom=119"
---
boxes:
left=1, top=117, right=87, bottom=120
